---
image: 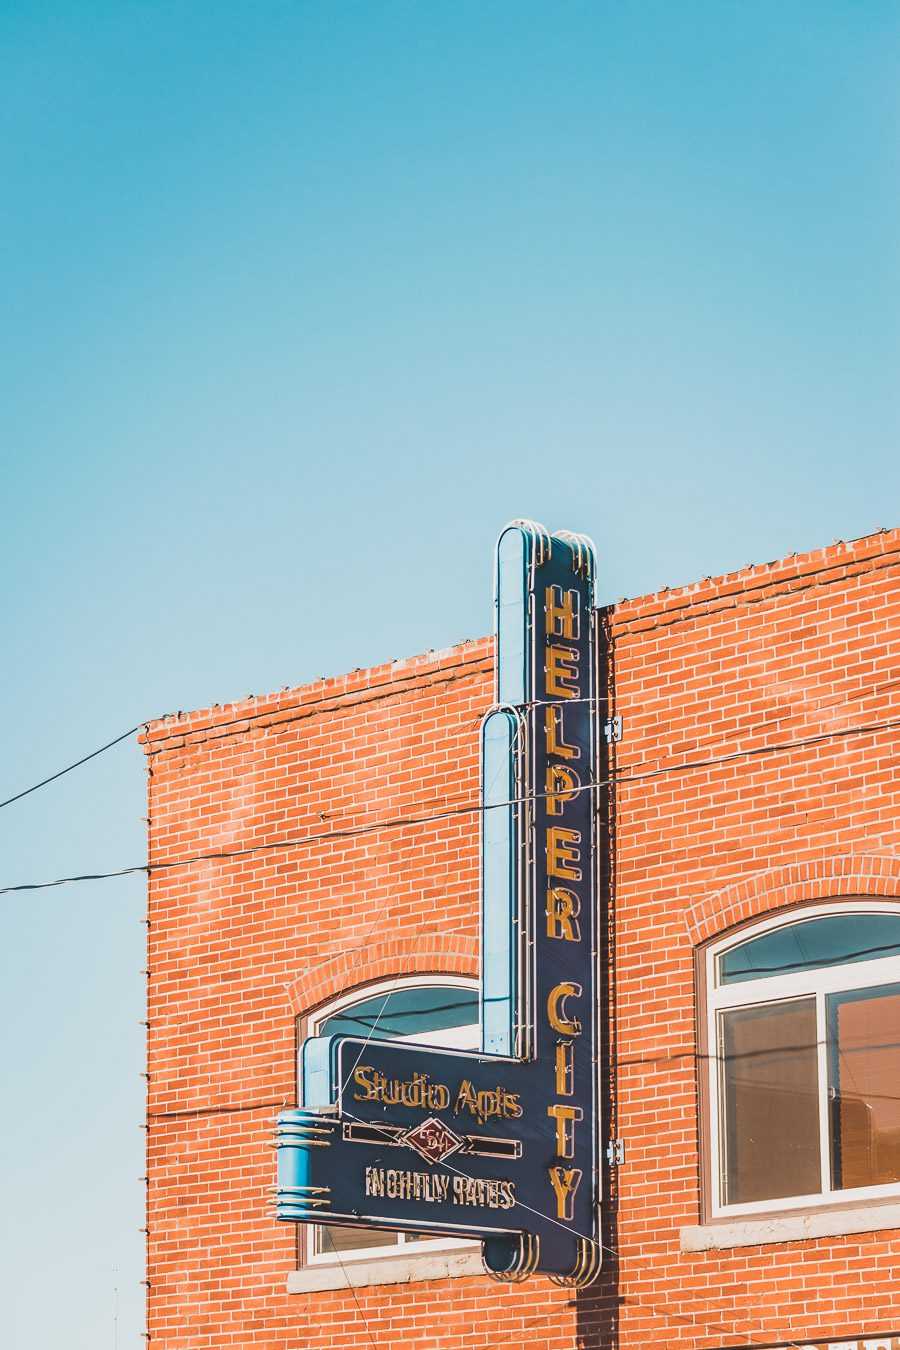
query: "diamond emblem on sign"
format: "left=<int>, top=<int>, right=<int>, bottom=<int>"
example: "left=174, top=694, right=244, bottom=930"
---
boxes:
left=400, top=1117, right=464, bottom=1165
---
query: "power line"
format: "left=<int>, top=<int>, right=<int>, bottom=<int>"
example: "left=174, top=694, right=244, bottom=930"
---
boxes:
left=146, top=1035, right=900, bottom=1118
left=339, top=1108, right=814, bottom=1350
left=328, top=1248, right=380, bottom=1350
left=0, top=659, right=492, bottom=816
left=3, top=711, right=900, bottom=897
left=1, top=863, right=148, bottom=894
left=0, top=723, right=147, bottom=811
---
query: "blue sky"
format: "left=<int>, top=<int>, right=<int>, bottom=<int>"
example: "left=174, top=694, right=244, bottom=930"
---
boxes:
left=1, top=2, right=898, bottom=1344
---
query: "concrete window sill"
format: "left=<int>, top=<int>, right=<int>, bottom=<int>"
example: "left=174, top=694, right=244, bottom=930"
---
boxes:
left=681, top=1200, right=900, bottom=1252
left=287, top=1247, right=484, bottom=1293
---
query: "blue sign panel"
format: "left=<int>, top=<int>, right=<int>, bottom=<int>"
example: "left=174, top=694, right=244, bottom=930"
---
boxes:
left=276, top=521, right=601, bottom=1284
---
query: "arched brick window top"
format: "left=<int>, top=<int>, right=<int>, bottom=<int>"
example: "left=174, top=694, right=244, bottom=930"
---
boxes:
left=699, top=898, right=900, bottom=1221
left=686, top=854, right=900, bottom=946
left=285, top=932, right=479, bottom=1018
left=310, top=977, right=480, bottom=1046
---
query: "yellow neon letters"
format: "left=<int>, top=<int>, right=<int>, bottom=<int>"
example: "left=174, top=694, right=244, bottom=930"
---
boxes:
left=547, top=982, right=583, bottom=1037
left=549, top=1166, right=582, bottom=1222
left=547, top=1104, right=584, bottom=1158
left=542, top=565, right=589, bottom=1235
left=545, top=705, right=579, bottom=760
left=545, top=585, right=580, bottom=640
left=555, top=1041, right=574, bottom=1096
left=545, top=763, right=581, bottom=817
left=546, top=886, right=581, bottom=942
left=547, top=826, right=581, bottom=880
left=546, top=646, right=580, bottom=699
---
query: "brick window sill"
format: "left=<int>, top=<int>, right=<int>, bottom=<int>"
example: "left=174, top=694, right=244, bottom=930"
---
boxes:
left=287, top=1247, right=484, bottom=1292
left=681, top=1200, right=900, bottom=1251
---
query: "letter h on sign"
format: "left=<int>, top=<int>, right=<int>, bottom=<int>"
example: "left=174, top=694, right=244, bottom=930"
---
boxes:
left=276, top=521, right=602, bottom=1285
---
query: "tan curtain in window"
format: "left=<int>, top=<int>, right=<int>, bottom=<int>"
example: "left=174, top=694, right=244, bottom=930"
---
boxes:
left=721, top=999, right=820, bottom=1204
left=833, top=988, right=900, bottom=1189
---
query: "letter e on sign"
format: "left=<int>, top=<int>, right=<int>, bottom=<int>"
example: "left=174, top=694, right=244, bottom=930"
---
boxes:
left=546, top=646, right=580, bottom=699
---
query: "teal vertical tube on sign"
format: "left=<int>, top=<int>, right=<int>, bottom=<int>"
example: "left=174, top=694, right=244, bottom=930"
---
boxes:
left=481, top=710, right=518, bottom=1056
left=496, top=528, right=529, bottom=706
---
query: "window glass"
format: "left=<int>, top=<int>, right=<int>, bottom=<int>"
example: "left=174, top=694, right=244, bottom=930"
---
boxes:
left=318, top=1224, right=402, bottom=1256
left=720, top=998, right=820, bottom=1204
left=718, top=913, right=900, bottom=985
left=318, top=986, right=479, bottom=1041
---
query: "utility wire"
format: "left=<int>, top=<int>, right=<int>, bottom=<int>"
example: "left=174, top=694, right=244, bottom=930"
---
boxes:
left=3, top=711, right=900, bottom=897
left=1, top=863, right=149, bottom=894
left=149, top=1029, right=900, bottom=1119
left=0, top=724, right=146, bottom=811
left=328, top=1247, right=380, bottom=1350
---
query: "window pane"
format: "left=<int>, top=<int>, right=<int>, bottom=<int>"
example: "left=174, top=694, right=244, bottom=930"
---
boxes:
left=319, top=986, right=479, bottom=1040
left=317, top=1223, right=397, bottom=1255
left=720, top=998, right=820, bottom=1204
left=830, top=983, right=900, bottom=1190
left=719, top=913, right=900, bottom=984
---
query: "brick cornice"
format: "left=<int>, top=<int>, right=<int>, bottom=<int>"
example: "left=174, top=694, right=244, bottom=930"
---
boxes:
left=140, top=637, right=494, bottom=751
left=611, top=527, right=900, bottom=634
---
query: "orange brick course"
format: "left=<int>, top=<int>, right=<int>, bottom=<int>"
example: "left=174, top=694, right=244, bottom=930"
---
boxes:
left=143, top=528, right=900, bottom=1349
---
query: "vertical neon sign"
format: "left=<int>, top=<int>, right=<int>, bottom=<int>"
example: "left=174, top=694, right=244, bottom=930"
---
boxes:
left=277, top=521, right=601, bottom=1284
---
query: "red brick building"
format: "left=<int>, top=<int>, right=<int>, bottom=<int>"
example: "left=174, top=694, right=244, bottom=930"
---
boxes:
left=143, top=526, right=900, bottom=1350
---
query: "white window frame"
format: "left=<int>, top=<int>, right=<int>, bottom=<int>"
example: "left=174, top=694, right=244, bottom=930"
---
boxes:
left=705, top=900, right=900, bottom=1220
left=301, top=975, right=480, bottom=1267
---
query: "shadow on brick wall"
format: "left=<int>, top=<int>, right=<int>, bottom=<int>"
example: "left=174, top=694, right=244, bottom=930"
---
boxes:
left=574, top=608, right=621, bottom=1350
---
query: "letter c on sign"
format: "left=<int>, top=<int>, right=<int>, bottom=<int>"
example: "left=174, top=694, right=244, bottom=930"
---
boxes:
left=547, top=982, right=583, bottom=1037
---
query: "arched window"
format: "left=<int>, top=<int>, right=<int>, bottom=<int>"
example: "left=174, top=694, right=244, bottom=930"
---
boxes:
left=299, top=977, right=480, bottom=1265
left=704, top=902, right=900, bottom=1217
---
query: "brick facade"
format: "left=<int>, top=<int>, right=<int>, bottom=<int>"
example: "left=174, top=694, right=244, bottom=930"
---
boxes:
left=143, top=528, right=900, bottom=1348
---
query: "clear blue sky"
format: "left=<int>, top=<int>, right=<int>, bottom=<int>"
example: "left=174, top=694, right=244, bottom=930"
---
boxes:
left=1, top=2, right=897, bottom=1344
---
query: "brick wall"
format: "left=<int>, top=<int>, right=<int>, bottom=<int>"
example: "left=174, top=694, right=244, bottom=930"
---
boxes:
left=143, top=528, right=900, bottom=1349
